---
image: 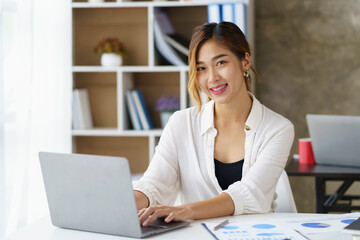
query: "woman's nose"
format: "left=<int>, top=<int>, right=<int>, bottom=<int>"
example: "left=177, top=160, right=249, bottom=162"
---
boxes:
left=208, top=68, right=219, bottom=83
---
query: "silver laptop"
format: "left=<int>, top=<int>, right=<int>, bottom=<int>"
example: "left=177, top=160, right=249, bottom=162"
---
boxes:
left=306, top=114, right=360, bottom=168
left=39, top=152, right=189, bottom=238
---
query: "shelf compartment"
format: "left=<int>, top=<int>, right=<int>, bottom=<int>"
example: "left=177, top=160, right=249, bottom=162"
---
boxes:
left=122, top=71, right=180, bottom=130
left=153, top=5, right=207, bottom=66
left=73, top=7, right=148, bottom=66
left=158, top=6, right=207, bottom=40
left=73, top=72, right=117, bottom=128
left=73, top=136, right=149, bottom=173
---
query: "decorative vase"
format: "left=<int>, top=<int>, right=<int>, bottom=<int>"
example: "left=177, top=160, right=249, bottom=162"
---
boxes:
left=160, top=111, right=175, bottom=128
left=100, top=53, right=122, bottom=67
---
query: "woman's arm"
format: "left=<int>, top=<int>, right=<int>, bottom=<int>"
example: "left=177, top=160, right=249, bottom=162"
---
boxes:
left=224, top=122, right=295, bottom=215
left=134, top=190, right=149, bottom=210
left=132, top=112, right=181, bottom=208
left=138, top=192, right=234, bottom=226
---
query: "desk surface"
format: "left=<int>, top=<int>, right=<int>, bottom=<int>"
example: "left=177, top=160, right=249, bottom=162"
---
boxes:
left=2, top=213, right=353, bottom=240
left=286, top=159, right=360, bottom=178
left=286, top=158, right=360, bottom=213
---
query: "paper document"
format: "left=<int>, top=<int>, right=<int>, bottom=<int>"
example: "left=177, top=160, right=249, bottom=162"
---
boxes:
left=202, top=220, right=308, bottom=240
left=280, top=212, right=360, bottom=235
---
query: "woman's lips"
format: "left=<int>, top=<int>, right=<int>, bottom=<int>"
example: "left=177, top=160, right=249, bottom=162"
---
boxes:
left=210, top=84, right=228, bottom=95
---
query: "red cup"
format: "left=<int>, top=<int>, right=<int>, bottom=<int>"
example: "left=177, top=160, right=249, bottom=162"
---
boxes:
left=298, top=138, right=316, bottom=165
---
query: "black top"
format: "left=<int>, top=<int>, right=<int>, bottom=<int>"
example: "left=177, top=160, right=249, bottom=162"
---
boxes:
left=214, top=158, right=244, bottom=190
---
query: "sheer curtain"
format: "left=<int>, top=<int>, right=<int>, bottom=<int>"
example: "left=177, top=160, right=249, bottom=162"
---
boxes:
left=0, top=0, right=71, bottom=237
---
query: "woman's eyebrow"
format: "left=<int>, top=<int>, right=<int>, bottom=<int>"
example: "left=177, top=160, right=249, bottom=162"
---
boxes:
left=212, top=54, right=228, bottom=60
left=196, top=54, right=228, bottom=65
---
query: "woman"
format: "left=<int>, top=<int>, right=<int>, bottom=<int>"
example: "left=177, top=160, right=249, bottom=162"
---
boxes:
left=133, top=22, right=294, bottom=226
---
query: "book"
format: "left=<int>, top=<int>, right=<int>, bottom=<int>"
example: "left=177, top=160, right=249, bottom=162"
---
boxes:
left=207, top=3, right=222, bottom=23
left=154, top=9, right=190, bottom=54
left=162, top=33, right=189, bottom=64
left=343, top=218, right=360, bottom=236
left=154, top=9, right=186, bottom=66
left=73, top=90, right=82, bottom=129
left=126, top=90, right=142, bottom=130
left=72, top=94, right=80, bottom=129
left=131, top=90, right=153, bottom=130
left=222, top=3, right=234, bottom=22
left=72, top=89, right=93, bottom=130
left=234, top=2, right=247, bottom=36
left=162, top=34, right=189, bottom=57
left=154, top=9, right=189, bottom=63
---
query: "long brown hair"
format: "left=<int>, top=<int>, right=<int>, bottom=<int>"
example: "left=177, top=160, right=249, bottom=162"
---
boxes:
left=188, top=22, right=260, bottom=112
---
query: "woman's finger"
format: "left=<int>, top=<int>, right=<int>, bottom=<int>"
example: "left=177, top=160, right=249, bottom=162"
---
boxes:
left=137, top=208, right=146, bottom=217
left=139, top=205, right=165, bottom=225
left=142, top=208, right=169, bottom=226
left=138, top=205, right=189, bottom=226
left=164, top=212, right=175, bottom=223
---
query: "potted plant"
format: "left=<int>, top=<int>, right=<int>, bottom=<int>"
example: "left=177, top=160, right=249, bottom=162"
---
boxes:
left=94, top=38, right=126, bottom=67
left=155, top=95, right=180, bottom=128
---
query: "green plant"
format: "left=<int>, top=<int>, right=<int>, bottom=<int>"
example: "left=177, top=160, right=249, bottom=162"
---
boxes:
left=94, top=38, right=126, bottom=56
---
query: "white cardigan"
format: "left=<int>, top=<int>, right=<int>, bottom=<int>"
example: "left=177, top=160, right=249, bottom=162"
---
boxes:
left=133, top=93, right=294, bottom=215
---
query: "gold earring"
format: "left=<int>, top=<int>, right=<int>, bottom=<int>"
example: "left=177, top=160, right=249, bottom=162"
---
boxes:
left=243, top=71, right=250, bottom=78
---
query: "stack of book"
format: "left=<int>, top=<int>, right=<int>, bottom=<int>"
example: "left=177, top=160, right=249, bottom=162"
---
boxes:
left=125, top=89, right=154, bottom=131
left=72, top=89, right=93, bottom=130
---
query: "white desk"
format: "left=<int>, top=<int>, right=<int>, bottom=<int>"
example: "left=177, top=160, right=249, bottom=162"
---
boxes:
left=2, top=213, right=353, bottom=240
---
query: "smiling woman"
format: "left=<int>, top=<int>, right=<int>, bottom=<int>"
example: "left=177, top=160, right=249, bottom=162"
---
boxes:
left=196, top=40, right=248, bottom=105
left=188, top=22, right=260, bottom=111
left=133, top=22, right=294, bottom=227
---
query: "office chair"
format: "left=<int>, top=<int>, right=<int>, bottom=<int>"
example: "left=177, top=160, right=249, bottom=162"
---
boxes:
left=274, top=170, right=297, bottom=213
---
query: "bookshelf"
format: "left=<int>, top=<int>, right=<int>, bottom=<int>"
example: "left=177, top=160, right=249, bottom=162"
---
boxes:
left=71, top=0, right=255, bottom=174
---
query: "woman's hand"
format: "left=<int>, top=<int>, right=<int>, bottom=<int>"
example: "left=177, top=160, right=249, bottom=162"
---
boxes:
left=138, top=193, right=234, bottom=226
left=138, top=204, right=192, bottom=226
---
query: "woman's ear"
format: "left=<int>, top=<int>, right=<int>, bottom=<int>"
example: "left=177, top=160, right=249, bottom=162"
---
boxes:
left=241, top=52, right=251, bottom=71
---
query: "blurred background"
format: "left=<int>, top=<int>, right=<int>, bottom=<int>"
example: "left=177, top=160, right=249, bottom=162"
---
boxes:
left=1, top=0, right=360, bottom=238
left=254, top=0, right=360, bottom=213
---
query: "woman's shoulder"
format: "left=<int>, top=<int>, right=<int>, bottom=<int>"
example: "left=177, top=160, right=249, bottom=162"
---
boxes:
left=171, top=101, right=212, bottom=121
left=260, top=105, right=294, bottom=135
left=263, top=106, right=292, bottom=126
left=171, top=106, right=197, bottom=120
left=166, top=106, right=198, bottom=128
left=167, top=101, right=212, bottom=132
left=250, top=94, right=293, bottom=131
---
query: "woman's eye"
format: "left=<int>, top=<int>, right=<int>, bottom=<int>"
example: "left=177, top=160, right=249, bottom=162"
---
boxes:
left=216, top=60, right=226, bottom=66
left=197, top=66, right=205, bottom=71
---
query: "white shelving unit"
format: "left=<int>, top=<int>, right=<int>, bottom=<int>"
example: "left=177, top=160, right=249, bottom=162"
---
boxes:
left=71, top=0, right=254, bottom=173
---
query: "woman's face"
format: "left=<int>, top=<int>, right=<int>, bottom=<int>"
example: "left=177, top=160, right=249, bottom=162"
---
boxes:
left=196, top=40, right=250, bottom=105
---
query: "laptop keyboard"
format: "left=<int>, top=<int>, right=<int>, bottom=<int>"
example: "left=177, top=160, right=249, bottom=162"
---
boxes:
left=141, top=225, right=166, bottom=234
left=140, top=219, right=190, bottom=237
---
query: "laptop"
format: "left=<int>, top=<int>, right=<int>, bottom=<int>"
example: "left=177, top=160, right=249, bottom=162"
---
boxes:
left=39, top=152, right=190, bottom=238
left=306, top=114, right=360, bottom=168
